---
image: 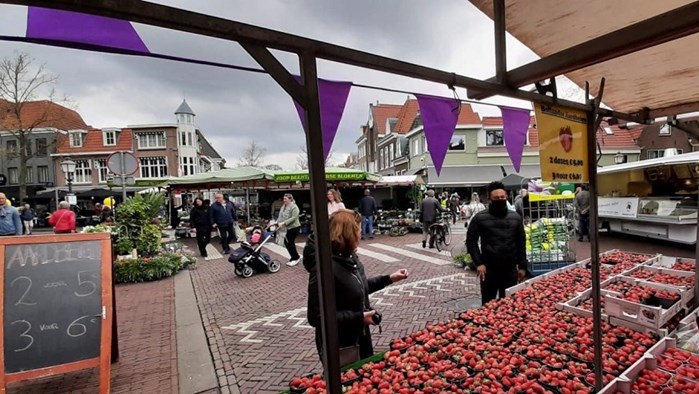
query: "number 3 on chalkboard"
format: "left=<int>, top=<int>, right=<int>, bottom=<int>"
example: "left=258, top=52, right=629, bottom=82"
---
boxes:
left=10, top=320, right=34, bottom=352
left=75, top=270, right=97, bottom=297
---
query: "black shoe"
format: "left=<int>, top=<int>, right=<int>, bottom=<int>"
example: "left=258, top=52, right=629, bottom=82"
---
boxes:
left=223, top=250, right=230, bottom=255
left=578, top=238, right=583, bottom=242
left=429, top=244, right=435, bottom=249
left=422, top=241, right=426, bottom=248
left=369, top=237, right=374, bottom=240
left=201, top=254, right=208, bottom=258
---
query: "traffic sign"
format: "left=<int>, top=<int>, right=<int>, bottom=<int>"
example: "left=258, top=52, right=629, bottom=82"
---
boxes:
left=107, top=152, right=139, bottom=176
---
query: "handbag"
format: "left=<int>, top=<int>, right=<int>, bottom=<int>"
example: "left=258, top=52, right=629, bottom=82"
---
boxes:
left=338, top=344, right=361, bottom=367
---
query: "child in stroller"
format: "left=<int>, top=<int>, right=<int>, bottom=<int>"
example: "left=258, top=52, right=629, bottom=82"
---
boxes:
left=228, top=224, right=281, bottom=278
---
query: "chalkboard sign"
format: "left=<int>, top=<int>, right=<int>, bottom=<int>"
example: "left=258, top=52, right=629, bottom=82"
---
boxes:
left=0, top=233, right=112, bottom=393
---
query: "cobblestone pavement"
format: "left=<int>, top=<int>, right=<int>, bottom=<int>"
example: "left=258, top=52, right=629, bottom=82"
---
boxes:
left=7, top=277, right=178, bottom=394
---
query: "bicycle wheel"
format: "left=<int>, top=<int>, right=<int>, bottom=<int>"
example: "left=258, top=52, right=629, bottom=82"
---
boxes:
left=435, top=231, right=444, bottom=252
left=443, top=222, right=452, bottom=245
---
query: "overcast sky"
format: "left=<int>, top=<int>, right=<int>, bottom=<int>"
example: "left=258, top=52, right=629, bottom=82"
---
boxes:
left=0, top=1, right=573, bottom=170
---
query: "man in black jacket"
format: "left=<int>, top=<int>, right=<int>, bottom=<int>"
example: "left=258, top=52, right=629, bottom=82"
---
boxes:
left=358, top=189, right=377, bottom=240
left=420, top=189, right=447, bottom=248
left=466, top=181, right=527, bottom=305
left=210, top=193, right=237, bottom=254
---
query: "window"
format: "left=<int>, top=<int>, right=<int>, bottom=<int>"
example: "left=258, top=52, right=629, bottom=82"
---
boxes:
left=180, top=156, right=196, bottom=176
left=36, top=138, right=48, bottom=156
left=659, top=124, right=671, bottom=135
left=95, top=159, right=109, bottom=183
left=486, top=130, right=504, bottom=146
left=6, top=140, right=17, bottom=155
left=413, top=139, right=419, bottom=156
left=8, top=167, right=18, bottom=184
left=37, top=166, right=49, bottom=183
left=103, top=130, right=117, bottom=146
left=25, top=167, right=33, bottom=183
left=379, top=150, right=384, bottom=170
left=604, top=127, right=614, bottom=135
left=181, top=131, right=187, bottom=146
left=187, top=132, right=193, bottom=147
left=137, top=132, right=166, bottom=149
left=449, top=136, right=465, bottom=150
left=649, top=149, right=684, bottom=159
left=73, top=160, right=92, bottom=183
left=24, top=140, right=32, bottom=156
left=69, top=131, right=84, bottom=147
left=140, top=157, right=168, bottom=178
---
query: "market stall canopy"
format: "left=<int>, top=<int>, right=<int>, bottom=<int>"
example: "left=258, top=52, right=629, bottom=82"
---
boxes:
left=597, top=151, right=699, bottom=175
left=469, top=0, right=699, bottom=119
left=273, top=167, right=381, bottom=183
left=500, top=173, right=530, bottom=190
left=166, top=166, right=276, bottom=187
left=375, top=175, right=424, bottom=187
left=76, top=188, right=121, bottom=198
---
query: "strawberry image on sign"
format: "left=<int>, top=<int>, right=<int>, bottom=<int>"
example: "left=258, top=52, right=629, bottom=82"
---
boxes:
left=559, top=126, right=573, bottom=152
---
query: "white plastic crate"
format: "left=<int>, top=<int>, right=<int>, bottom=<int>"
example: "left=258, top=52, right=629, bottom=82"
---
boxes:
left=597, top=378, right=631, bottom=394
left=678, top=307, right=699, bottom=331
left=621, top=265, right=695, bottom=306
left=559, top=286, right=617, bottom=319
left=605, top=290, right=683, bottom=330
left=608, top=316, right=669, bottom=337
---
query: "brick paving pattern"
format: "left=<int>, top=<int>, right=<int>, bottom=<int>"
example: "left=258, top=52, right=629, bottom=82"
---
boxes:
left=190, top=230, right=482, bottom=394
left=7, top=277, right=178, bottom=394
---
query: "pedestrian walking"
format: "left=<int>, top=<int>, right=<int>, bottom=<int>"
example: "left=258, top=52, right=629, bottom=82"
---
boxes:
left=463, top=192, right=486, bottom=228
left=190, top=197, right=212, bottom=258
left=303, top=209, right=408, bottom=364
left=420, top=189, right=447, bottom=248
left=358, top=189, right=377, bottom=240
left=0, top=193, right=22, bottom=236
left=449, top=194, right=460, bottom=224
left=327, top=189, right=346, bottom=216
left=276, top=193, right=302, bottom=266
left=49, top=201, right=77, bottom=234
left=575, top=184, right=591, bottom=242
left=100, top=205, right=114, bottom=223
left=20, top=203, right=35, bottom=235
left=466, top=181, right=527, bottom=305
left=210, top=193, right=238, bottom=254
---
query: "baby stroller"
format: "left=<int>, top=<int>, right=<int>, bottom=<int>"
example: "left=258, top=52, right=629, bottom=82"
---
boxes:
left=228, top=225, right=281, bottom=278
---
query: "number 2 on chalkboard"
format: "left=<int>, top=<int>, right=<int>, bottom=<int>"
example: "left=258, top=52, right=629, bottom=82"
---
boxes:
left=75, top=270, right=97, bottom=297
left=11, top=276, right=36, bottom=306
left=10, top=320, right=34, bottom=352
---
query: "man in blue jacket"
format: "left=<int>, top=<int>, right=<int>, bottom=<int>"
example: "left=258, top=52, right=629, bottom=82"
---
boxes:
left=210, top=193, right=237, bottom=254
left=0, top=193, right=22, bottom=236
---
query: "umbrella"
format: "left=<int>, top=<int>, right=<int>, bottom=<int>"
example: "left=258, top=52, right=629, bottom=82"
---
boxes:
left=500, top=173, right=530, bottom=190
left=76, top=188, right=121, bottom=198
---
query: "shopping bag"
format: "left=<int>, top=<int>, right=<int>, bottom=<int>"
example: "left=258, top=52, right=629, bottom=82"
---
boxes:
left=233, top=223, right=244, bottom=241
left=275, top=229, right=287, bottom=247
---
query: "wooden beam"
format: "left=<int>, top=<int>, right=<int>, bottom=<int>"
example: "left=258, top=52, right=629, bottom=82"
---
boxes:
left=470, top=1, right=699, bottom=100
left=493, top=0, right=507, bottom=85
left=239, top=43, right=305, bottom=104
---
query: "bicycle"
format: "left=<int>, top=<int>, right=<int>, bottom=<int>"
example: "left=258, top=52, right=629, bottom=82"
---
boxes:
left=429, top=214, right=452, bottom=252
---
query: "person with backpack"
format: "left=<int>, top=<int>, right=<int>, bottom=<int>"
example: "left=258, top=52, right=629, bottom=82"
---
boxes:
left=20, top=203, right=35, bottom=235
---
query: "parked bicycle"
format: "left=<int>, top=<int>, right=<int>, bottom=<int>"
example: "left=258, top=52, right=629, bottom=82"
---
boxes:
left=429, top=213, right=452, bottom=252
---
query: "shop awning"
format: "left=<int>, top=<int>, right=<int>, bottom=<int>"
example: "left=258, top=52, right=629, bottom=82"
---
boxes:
left=167, top=166, right=276, bottom=187
left=273, top=167, right=382, bottom=183
left=468, top=1, right=699, bottom=118
left=427, top=164, right=541, bottom=186
left=375, top=175, right=424, bottom=186
left=597, top=151, right=699, bottom=175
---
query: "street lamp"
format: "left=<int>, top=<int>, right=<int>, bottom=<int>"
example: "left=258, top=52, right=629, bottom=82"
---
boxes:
left=614, top=152, right=625, bottom=165
left=60, top=158, right=76, bottom=193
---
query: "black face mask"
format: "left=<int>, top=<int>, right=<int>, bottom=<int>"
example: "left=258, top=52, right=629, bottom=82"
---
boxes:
left=489, top=199, right=509, bottom=216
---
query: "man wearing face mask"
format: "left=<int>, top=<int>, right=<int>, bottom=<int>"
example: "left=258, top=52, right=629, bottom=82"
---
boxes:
left=466, top=181, right=527, bottom=304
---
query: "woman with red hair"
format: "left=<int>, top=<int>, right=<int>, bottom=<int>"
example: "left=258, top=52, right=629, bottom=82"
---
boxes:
left=303, top=209, right=408, bottom=363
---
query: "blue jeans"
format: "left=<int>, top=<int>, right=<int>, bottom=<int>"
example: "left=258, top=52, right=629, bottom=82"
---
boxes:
left=362, top=216, right=374, bottom=239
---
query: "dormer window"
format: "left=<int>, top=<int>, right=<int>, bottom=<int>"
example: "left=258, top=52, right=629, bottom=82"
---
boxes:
left=659, top=124, right=671, bottom=136
left=103, top=130, right=117, bottom=146
left=69, top=131, right=84, bottom=148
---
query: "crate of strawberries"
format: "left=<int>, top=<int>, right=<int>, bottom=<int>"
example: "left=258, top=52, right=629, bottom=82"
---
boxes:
left=623, top=265, right=696, bottom=305
left=604, top=277, right=685, bottom=330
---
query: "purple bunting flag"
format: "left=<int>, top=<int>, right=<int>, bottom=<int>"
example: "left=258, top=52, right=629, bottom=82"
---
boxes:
left=416, top=94, right=460, bottom=176
left=27, top=7, right=149, bottom=54
left=500, top=106, right=531, bottom=173
left=293, top=77, right=352, bottom=161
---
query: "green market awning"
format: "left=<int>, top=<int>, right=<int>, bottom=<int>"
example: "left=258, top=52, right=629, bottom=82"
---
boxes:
left=167, top=166, right=276, bottom=187
left=273, top=167, right=382, bottom=183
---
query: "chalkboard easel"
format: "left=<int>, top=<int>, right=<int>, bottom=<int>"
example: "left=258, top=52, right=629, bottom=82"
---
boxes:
left=0, top=233, right=112, bottom=394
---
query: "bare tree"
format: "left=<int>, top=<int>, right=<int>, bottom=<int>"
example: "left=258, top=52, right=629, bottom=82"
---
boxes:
left=0, top=52, right=69, bottom=203
left=295, top=144, right=335, bottom=170
left=263, top=163, right=283, bottom=171
left=238, top=140, right=266, bottom=167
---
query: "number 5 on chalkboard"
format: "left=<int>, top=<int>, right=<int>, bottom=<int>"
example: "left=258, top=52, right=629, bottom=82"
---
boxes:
left=75, top=271, right=97, bottom=297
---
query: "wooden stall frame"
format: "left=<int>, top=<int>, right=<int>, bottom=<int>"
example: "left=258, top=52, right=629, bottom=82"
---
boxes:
left=0, top=233, right=112, bottom=394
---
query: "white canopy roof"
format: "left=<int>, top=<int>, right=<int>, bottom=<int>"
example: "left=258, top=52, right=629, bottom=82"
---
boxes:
left=597, top=151, right=699, bottom=175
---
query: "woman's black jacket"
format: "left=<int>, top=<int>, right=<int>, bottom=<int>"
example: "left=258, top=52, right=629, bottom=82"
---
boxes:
left=189, top=206, right=212, bottom=232
left=303, top=234, right=392, bottom=358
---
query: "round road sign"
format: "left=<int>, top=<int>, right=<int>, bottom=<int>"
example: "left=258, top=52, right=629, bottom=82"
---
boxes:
left=107, top=151, right=139, bottom=176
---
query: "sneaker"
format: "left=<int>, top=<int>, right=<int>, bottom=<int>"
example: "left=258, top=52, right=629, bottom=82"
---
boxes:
left=287, top=259, right=300, bottom=267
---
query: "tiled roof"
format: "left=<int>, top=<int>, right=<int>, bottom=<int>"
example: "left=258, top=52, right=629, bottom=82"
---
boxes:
left=0, top=99, right=88, bottom=131
left=482, top=116, right=503, bottom=127
left=393, top=99, right=419, bottom=134
left=196, top=129, right=221, bottom=159
left=596, top=120, right=640, bottom=149
left=627, top=124, right=644, bottom=140
left=56, top=128, right=134, bottom=154
left=370, top=103, right=402, bottom=134
left=456, top=104, right=481, bottom=125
